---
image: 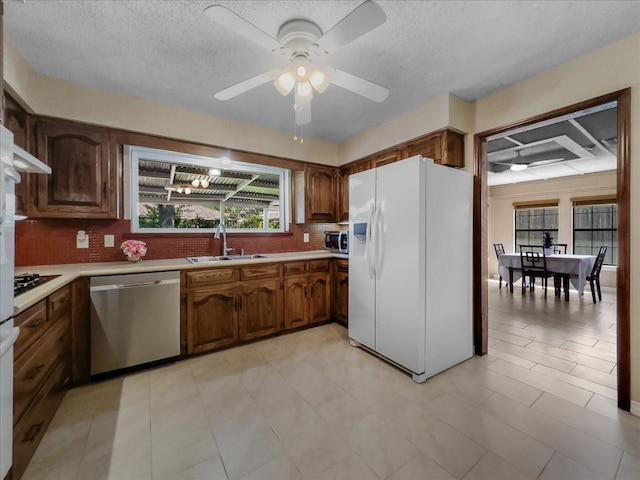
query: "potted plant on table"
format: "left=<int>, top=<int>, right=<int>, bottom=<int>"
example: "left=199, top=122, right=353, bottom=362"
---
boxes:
left=542, top=231, right=554, bottom=256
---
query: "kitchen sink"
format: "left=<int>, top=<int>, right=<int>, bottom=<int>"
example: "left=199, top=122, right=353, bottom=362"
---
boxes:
left=186, top=254, right=266, bottom=263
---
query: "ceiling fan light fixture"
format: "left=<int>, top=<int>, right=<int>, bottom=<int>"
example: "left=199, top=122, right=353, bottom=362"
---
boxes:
left=309, top=69, right=330, bottom=93
left=191, top=179, right=200, bottom=188
left=292, top=55, right=311, bottom=82
left=209, top=168, right=221, bottom=176
left=295, top=81, right=313, bottom=102
left=201, top=179, right=210, bottom=189
left=510, top=164, right=528, bottom=172
left=274, top=71, right=296, bottom=96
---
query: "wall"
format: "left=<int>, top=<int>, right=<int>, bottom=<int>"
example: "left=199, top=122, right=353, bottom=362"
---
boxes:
left=488, top=171, right=617, bottom=287
left=473, top=32, right=640, bottom=405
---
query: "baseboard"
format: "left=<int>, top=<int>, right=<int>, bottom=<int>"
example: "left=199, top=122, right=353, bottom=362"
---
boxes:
left=630, top=400, right=640, bottom=417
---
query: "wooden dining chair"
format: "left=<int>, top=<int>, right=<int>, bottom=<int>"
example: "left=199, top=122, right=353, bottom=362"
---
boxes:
left=519, top=245, right=556, bottom=298
left=586, top=245, right=608, bottom=303
left=493, top=243, right=507, bottom=288
left=553, top=243, right=568, bottom=254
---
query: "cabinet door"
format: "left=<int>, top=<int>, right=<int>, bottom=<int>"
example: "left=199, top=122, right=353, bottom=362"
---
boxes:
left=373, top=149, right=401, bottom=168
left=306, top=164, right=336, bottom=222
left=336, top=272, right=349, bottom=324
left=239, top=280, right=282, bottom=341
left=337, top=170, right=350, bottom=223
left=283, top=276, right=308, bottom=330
left=33, top=119, right=116, bottom=218
left=308, top=273, right=331, bottom=324
left=187, top=286, right=238, bottom=354
left=4, top=94, right=31, bottom=216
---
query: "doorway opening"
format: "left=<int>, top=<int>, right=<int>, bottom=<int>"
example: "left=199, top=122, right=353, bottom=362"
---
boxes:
left=473, top=89, right=631, bottom=410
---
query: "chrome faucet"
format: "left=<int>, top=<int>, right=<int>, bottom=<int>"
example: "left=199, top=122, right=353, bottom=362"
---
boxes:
left=214, top=218, right=233, bottom=256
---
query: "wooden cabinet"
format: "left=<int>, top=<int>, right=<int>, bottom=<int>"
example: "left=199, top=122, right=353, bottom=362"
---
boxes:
left=373, top=148, right=401, bottom=168
left=4, top=93, right=32, bottom=216
left=306, top=164, right=337, bottom=222
left=239, top=280, right=282, bottom=341
left=338, top=159, right=371, bottom=223
left=334, top=259, right=349, bottom=325
left=13, top=285, right=72, bottom=480
left=399, top=129, right=464, bottom=168
left=30, top=118, right=116, bottom=218
left=187, top=284, right=239, bottom=354
left=283, top=259, right=331, bottom=329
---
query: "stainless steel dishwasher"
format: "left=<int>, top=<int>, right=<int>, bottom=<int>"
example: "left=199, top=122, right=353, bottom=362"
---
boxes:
left=90, top=271, right=180, bottom=377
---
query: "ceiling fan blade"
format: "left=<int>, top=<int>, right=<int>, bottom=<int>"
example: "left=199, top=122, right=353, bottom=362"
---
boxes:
left=214, top=71, right=277, bottom=101
left=294, top=100, right=311, bottom=126
left=328, top=68, right=389, bottom=102
left=528, top=158, right=565, bottom=167
left=204, top=5, right=283, bottom=53
left=315, top=0, right=386, bottom=55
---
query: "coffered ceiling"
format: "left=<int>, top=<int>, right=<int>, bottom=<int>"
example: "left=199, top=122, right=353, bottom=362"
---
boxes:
left=4, top=1, right=639, bottom=144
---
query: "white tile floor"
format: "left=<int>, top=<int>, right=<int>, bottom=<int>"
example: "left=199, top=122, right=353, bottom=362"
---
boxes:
left=21, top=281, right=639, bottom=480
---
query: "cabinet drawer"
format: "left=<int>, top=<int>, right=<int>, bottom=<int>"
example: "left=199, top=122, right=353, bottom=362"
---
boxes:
left=186, top=268, right=236, bottom=287
left=309, top=259, right=330, bottom=273
left=283, top=261, right=307, bottom=276
left=14, top=315, right=70, bottom=425
left=336, top=260, right=348, bottom=273
left=239, top=264, right=280, bottom=280
left=13, top=358, right=69, bottom=480
left=48, top=284, right=71, bottom=323
left=14, top=300, right=49, bottom=361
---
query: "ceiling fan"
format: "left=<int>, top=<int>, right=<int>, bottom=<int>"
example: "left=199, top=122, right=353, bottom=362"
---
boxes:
left=488, top=148, right=566, bottom=173
left=204, top=0, right=390, bottom=127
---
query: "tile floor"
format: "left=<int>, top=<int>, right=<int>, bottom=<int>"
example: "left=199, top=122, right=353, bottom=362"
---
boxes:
left=21, top=281, right=639, bottom=480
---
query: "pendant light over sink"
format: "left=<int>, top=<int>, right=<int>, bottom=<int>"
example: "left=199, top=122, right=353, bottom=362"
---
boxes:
left=204, top=1, right=390, bottom=136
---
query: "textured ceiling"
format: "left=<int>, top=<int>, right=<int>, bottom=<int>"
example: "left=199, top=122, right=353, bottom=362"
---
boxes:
left=4, top=1, right=640, bottom=144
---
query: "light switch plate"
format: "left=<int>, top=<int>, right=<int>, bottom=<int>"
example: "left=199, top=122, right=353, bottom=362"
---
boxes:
left=303, top=233, right=309, bottom=243
left=104, top=234, right=115, bottom=248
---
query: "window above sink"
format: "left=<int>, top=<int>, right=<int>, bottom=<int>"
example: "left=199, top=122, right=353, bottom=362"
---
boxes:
left=126, top=146, right=290, bottom=233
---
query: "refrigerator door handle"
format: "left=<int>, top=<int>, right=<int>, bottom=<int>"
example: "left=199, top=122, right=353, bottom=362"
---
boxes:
left=374, top=204, right=382, bottom=274
left=371, top=203, right=381, bottom=275
left=366, top=203, right=375, bottom=278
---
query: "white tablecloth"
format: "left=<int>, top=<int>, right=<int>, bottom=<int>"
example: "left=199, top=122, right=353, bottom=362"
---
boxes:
left=498, top=253, right=596, bottom=295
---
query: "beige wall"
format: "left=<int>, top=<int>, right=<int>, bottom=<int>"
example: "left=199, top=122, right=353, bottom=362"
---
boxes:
left=488, top=171, right=617, bottom=287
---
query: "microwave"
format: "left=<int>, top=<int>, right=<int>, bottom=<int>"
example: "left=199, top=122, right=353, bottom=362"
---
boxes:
left=324, top=231, right=348, bottom=253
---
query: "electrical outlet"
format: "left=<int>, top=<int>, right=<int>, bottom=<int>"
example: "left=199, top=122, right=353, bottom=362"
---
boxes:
left=76, top=230, right=89, bottom=249
left=303, top=233, right=310, bottom=243
left=104, top=234, right=115, bottom=248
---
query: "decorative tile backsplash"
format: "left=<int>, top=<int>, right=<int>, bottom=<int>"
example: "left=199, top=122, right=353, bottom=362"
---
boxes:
left=16, top=219, right=336, bottom=266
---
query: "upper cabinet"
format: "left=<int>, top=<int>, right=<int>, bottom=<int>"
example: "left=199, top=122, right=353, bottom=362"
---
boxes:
left=338, top=158, right=370, bottom=223
left=4, top=94, right=32, bottom=216
left=399, top=129, right=465, bottom=167
left=305, top=164, right=337, bottom=223
left=30, top=118, right=117, bottom=218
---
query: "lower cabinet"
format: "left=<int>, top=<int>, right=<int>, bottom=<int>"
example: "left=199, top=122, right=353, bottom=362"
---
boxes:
left=334, top=260, right=349, bottom=325
left=283, top=260, right=331, bottom=330
left=187, top=284, right=239, bottom=354
left=308, top=273, right=331, bottom=324
left=239, top=280, right=282, bottom=341
left=13, top=285, right=72, bottom=480
left=283, top=276, right=308, bottom=329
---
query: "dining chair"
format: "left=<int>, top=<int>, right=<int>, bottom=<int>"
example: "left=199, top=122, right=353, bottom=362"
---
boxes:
left=586, top=245, right=608, bottom=303
left=519, top=245, right=556, bottom=298
left=553, top=243, right=568, bottom=254
left=493, top=243, right=507, bottom=288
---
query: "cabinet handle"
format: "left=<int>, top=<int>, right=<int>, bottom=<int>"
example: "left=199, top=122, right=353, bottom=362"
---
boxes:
left=28, top=319, right=44, bottom=329
left=23, top=422, right=44, bottom=443
left=25, top=364, right=45, bottom=380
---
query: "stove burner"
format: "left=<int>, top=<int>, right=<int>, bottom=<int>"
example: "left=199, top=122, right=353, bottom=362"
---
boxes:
left=14, top=273, right=45, bottom=296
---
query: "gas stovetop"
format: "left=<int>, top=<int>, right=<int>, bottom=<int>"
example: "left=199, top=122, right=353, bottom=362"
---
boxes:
left=14, top=274, right=58, bottom=296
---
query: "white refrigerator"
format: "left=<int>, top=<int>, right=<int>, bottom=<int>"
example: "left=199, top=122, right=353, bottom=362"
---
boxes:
left=348, top=155, right=472, bottom=382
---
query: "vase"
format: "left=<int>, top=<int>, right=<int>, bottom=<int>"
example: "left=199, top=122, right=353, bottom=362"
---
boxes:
left=127, top=255, right=141, bottom=263
left=544, top=247, right=553, bottom=256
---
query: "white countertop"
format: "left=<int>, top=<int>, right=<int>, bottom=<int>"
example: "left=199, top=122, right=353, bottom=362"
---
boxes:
left=14, top=250, right=348, bottom=315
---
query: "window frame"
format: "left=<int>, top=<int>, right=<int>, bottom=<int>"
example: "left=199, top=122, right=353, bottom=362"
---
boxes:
left=126, top=145, right=290, bottom=234
left=513, top=205, right=559, bottom=251
left=572, top=202, right=617, bottom=266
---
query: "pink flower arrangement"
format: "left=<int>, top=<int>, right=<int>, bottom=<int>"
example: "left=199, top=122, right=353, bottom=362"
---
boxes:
left=121, top=240, right=147, bottom=259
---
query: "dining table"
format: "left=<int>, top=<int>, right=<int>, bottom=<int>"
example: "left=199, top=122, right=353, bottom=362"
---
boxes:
left=498, top=253, right=596, bottom=299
